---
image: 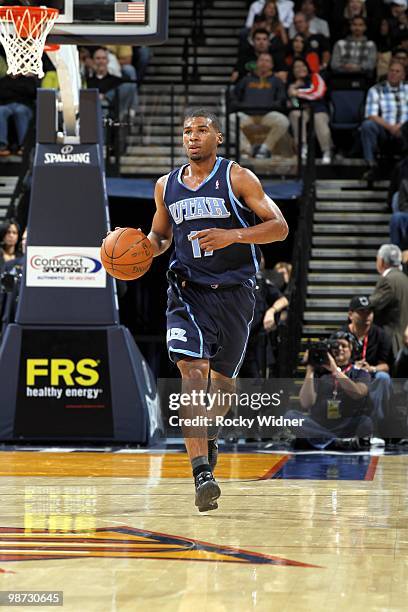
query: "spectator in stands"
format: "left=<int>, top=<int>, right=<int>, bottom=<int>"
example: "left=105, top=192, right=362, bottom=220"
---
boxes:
left=332, top=0, right=383, bottom=39
left=269, top=261, right=292, bottom=293
left=289, top=0, right=330, bottom=38
left=389, top=154, right=408, bottom=207
left=252, top=0, right=288, bottom=46
left=79, top=47, right=94, bottom=81
left=107, top=45, right=137, bottom=81
left=233, top=28, right=284, bottom=82
left=286, top=331, right=372, bottom=450
left=361, top=61, right=408, bottom=180
left=341, top=295, right=393, bottom=428
left=398, top=29, right=408, bottom=51
left=246, top=0, right=295, bottom=30
left=377, top=18, right=395, bottom=78
left=240, top=254, right=289, bottom=378
left=370, top=244, right=408, bottom=358
left=285, top=33, right=321, bottom=73
left=393, top=47, right=408, bottom=73
left=344, top=0, right=367, bottom=21
left=394, top=324, right=408, bottom=376
left=0, top=74, right=37, bottom=157
left=133, top=47, right=152, bottom=84
left=107, top=45, right=138, bottom=116
left=389, top=157, right=408, bottom=261
left=289, top=12, right=331, bottom=71
left=249, top=2, right=288, bottom=71
left=378, top=44, right=408, bottom=79
left=86, top=47, right=137, bottom=120
left=331, top=16, right=377, bottom=76
left=386, top=0, right=408, bottom=48
left=0, top=227, right=25, bottom=338
left=337, top=0, right=368, bottom=39
left=229, top=53, right=289, bottom=159
left=390, top=213, right=408, bottom=264
left=287, top=58, right=332, bottom=163
left=0, top=220, right=22, bottom=273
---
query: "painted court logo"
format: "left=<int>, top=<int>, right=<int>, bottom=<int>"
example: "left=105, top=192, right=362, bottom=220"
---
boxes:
left=26, top=247, right=106, bottom=288
left=0, top=526, right=319, bottom=567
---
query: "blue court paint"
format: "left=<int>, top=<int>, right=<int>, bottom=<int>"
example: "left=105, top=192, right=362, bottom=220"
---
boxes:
left=270, top=454, right=378, bottom=481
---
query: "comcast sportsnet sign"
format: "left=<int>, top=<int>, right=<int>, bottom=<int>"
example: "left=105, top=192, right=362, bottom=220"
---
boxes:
left=26, top=247, right=106, bottom=288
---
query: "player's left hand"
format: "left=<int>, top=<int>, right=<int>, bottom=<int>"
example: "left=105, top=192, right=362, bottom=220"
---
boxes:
left=191, top=228, right=235, bottom=252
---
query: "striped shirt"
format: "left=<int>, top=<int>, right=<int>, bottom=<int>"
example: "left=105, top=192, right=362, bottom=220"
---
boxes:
left=365, top=81, right=408, bottom=125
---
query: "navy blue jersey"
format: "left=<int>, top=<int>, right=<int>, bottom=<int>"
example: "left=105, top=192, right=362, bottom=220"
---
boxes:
left=163, top=157, right=261, bottom=286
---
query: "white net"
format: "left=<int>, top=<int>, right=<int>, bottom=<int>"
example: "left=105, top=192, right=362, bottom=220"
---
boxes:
left=0, top=7, right=59, bottom=78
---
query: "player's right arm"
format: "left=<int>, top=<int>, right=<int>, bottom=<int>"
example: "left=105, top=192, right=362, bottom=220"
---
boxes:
left=148, top=175, right=173, bottom=258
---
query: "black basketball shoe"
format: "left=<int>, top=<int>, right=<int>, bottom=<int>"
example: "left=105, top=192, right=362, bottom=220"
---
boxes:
left=208, top=438, right=218, bottom=472
left=194, top=470, right=221, bottom=512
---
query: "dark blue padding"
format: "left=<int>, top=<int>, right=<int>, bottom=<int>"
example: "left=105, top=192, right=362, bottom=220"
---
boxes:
left=107, top=178, right=303, bottom=202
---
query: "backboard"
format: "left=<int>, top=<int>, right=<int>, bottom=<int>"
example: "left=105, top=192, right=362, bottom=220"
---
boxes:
left=0, top=0, right=168, bottom=45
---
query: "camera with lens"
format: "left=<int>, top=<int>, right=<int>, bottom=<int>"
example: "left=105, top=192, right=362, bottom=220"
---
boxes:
left=307, top=341, right=330, bottom=368
left=307, top=332, right=358, bottom=369
left=307, top=339, right=342, bottom=368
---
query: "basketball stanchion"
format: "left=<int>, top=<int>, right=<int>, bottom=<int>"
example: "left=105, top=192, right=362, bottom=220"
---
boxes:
left=0, top=4, right=165, bottom=444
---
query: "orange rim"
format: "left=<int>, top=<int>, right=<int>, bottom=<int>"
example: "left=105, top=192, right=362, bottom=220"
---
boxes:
left=0, top=6, right=59, bottom=39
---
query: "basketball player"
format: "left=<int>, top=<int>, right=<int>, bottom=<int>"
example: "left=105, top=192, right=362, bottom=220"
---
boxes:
left=117, top=108, right=288, bottom=512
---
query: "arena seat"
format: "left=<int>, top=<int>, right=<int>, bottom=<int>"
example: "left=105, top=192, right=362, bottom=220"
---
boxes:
left=329, top=89, right=366, bottom=132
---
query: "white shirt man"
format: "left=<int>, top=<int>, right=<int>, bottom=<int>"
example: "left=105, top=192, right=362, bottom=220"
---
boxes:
left=246, top=0, right=294, bottom=29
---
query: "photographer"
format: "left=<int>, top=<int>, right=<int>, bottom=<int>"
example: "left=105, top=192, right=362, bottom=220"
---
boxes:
left=286, top=331, right=373, bottom=449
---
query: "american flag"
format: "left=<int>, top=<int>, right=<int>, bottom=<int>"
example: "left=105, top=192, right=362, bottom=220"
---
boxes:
left=114, top=1, right=146, bottom=23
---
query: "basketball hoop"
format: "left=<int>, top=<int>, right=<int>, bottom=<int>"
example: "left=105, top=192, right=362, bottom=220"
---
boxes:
left=0, top=5, right=59, bottom=78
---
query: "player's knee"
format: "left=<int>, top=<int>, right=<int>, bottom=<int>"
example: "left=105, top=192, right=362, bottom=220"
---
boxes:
left=177, top=358, right=209, bottom=380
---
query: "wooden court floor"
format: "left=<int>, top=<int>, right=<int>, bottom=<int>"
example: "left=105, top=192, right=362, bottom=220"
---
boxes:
left=0, top=449, right=407, bottom=611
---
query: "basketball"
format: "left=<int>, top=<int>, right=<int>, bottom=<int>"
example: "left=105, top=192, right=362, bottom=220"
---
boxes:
left=100, top=227, right=153, bottom=281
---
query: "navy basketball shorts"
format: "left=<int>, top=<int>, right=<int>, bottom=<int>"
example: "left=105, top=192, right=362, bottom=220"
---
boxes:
left=166, top=271, right=256, bottom=378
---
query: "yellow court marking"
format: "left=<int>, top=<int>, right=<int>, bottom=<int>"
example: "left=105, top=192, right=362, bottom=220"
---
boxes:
left=0, top=452, right=288, bottom=480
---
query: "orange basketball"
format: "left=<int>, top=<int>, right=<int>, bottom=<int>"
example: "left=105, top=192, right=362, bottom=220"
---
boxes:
left=100, top=228, right=153, bottom=281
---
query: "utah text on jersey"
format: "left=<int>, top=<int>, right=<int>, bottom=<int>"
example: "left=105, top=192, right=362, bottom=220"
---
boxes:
left=168, top=197, right=231, bottom=225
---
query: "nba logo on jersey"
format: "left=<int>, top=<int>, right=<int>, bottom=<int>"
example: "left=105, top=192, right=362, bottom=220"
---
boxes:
left=215, top=180, right=219, bottom=189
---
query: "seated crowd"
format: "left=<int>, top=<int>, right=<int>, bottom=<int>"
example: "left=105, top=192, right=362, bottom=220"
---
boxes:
left=229, top=0, right=408, bottom=168
left=0, top=44, right=149, bottom=157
